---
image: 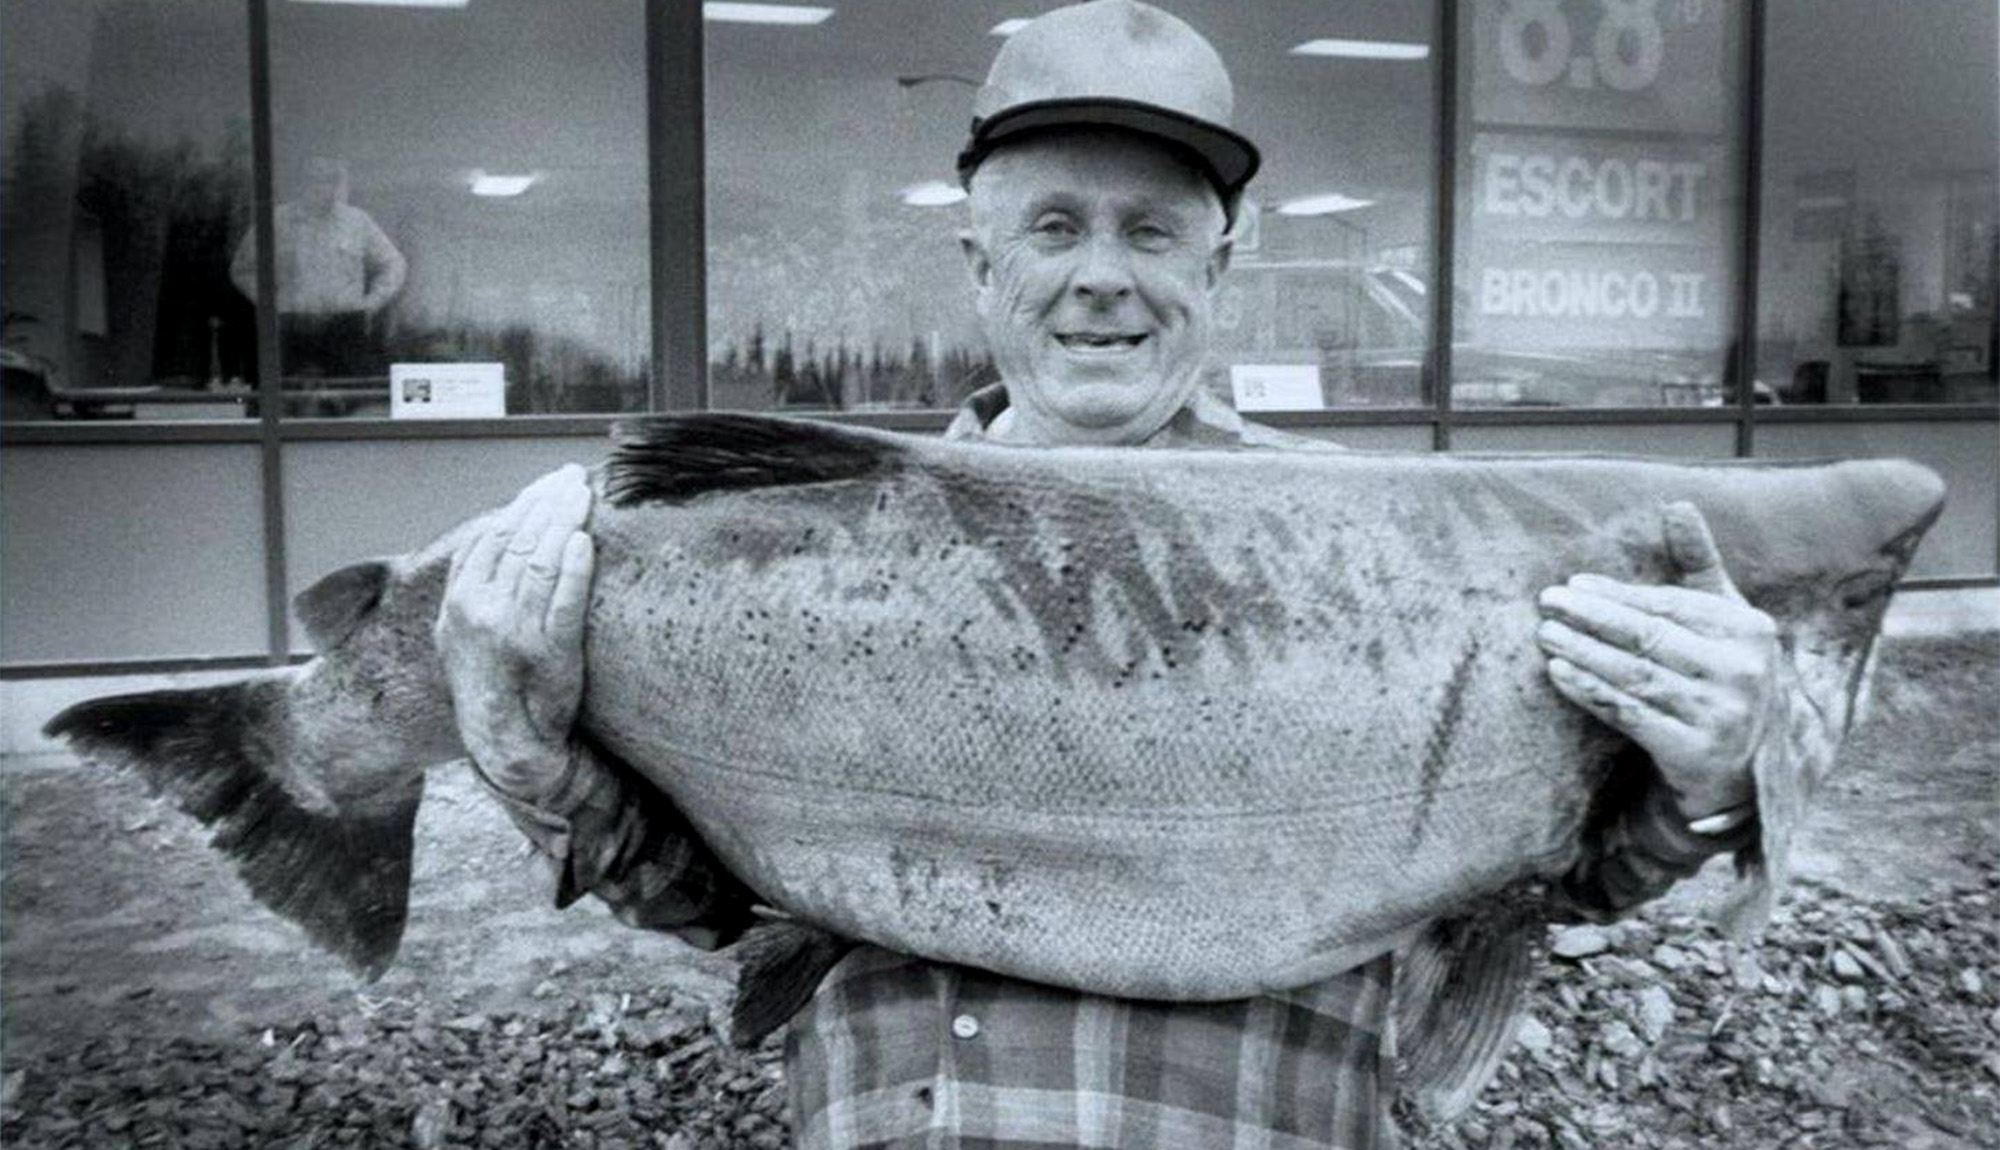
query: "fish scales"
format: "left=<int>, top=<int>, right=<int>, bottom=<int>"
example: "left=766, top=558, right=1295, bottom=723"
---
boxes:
left=569, top=434, right=1935, bottom=1000
left=42, top=414, right=1944, bottom=1031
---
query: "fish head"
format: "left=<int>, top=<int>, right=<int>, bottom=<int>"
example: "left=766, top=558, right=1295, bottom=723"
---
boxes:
left=1731, top=458, right=1945, bottom=777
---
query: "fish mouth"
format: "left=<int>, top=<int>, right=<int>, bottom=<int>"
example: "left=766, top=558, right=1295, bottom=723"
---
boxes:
left=1055, top=331, right=1148, bottom=357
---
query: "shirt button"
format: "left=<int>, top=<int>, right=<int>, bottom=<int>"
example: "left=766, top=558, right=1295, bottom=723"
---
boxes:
left=951, top=1013, right=980, bottom=1039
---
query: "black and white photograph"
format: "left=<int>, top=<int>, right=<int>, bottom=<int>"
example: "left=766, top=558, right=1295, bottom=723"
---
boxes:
left=1, top=1, right=1996, bottom=1148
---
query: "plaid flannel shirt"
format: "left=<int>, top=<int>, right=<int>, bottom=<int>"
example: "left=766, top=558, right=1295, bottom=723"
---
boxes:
left=479, top=384, right=1754, bottom=1150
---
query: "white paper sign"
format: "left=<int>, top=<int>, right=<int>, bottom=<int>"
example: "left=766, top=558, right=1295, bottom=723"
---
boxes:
left=1230, top=363, right=1324, bottom=412
left=390, top=362, right=506, bottom=419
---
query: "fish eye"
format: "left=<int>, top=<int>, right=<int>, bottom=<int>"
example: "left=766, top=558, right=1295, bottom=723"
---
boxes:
left=1834, top=569, right=1896, bottom=610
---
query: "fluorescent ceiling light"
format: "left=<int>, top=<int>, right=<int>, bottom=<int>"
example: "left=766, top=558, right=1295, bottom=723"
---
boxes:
left=1277, top=193, right=1374, bottom=216
left=1289, top=38, right=1429, bottom=60
left=900, top=181, right=967, bottom=207
left=990, top=18, right=1032, bottom=36
left=470, top=171, right=537, bottom=197
left=289, top=0, right=469, bottom=7
left=703, top=2, right=833, bottom=25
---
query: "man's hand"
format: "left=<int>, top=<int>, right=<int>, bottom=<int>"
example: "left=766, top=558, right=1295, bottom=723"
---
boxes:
left=1534, top=502, right=1777, bottom=821
left=435, top=465, right=595, bottom=804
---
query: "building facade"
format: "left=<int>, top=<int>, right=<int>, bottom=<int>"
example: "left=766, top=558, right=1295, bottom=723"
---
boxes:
left=1, top=0, right=1995, bottom=673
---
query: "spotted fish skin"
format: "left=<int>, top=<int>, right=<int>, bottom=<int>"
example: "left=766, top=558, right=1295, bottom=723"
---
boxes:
left=575, top=419, right=1940, bottom=999
left=44, top=415, right=1944, bottom=1004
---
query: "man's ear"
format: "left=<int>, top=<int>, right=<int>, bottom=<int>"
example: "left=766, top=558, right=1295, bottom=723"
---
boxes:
left=959, top=229, right=994, bottom=295
left=1205, top=235, right=1234, bottom=293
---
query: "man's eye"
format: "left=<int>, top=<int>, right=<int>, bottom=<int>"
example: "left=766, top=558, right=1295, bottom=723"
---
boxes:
left=1128, top=223, right=1175, bottom=248
left=1030, top=215, right=1079, bottom=239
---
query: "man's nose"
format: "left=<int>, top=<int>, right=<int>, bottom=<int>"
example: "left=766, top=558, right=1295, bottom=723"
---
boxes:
left=1070, top=236, right=1135, bottom=303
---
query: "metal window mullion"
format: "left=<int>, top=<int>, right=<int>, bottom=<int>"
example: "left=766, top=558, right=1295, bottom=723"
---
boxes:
left=1429, top=0, right=1460, bottom=453
left=247, top=0, right=290, bottom=663
left=648, top=0, right=706, bottom=412
left=1731, top=0, right=1766, bottom=458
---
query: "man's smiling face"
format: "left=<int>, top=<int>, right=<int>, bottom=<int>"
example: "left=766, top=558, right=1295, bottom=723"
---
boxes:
left=962, top=129, right=1232, bottom=445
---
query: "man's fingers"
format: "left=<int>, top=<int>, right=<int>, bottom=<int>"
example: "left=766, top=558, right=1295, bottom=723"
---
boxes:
left=1662, top=501, right=1742, bottom=601
left=452, top=512, right=513, bottom=589
left=1536, top=618, right=1701, bottom=722
left=473, top=474, right=553, bottom=584
left=516, top=471, right=591, bottom=600
left=495, top=479, right=559, bottom=581
left=545, top=531, right=595, bottom=637
left=1564, top=574, right=1769, bottom=636
left=496, top=466, right=590, bottom=589
left=1546, top=656, right=1701, bottom=753
left=1538, top=584, right=1718, bottom=676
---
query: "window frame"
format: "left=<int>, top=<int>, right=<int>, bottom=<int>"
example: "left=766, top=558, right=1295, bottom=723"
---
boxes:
left=0, top=0, right=1993, bottom=675
left=0, top=0, right=1983, bottom=441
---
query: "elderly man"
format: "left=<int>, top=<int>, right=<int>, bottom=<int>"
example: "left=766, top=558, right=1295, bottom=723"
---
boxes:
left=231, top=155, right=406, bottom=378
left=436, top=3, right=1775, bottom=1147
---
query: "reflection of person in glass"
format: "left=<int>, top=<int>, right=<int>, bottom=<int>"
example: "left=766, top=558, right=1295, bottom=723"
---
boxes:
left=431, top=3, right=1790, bottom=1146
left=230, top=156, right=406, bottom=378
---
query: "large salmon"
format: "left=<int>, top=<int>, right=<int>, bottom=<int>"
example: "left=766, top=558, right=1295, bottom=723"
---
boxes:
left=46, top=414, right=1943, bottom=1113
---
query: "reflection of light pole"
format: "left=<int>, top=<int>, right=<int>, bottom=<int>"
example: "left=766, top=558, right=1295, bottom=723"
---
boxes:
left=889, top=71, right=981, bottom=408
left=1335, top=216, right=1371, bottom=395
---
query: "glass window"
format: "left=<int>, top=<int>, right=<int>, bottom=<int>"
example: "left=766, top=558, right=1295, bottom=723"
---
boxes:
left=267, top=0, right=649, bottom=418
left=2, top=0, right=255, bottom=423
left=1754, top=0, right=1997, bottom=406
left=703, top=0, right=1436, bottom=415
left=1453, top=0, right=1744, bottom=408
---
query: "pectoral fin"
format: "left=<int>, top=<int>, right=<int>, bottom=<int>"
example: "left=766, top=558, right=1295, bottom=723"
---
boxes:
left=724, top=917, right=856, bottom=1047
left=1714, top=656, right=1847, bottom=941
left=1392, top=904, right=1542, bottom=1122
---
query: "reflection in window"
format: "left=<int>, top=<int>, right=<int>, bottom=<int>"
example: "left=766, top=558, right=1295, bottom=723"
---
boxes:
left=1755, top=0, right=1997, bottom=405
left=1454, top=0, right=1743, bottom=408
left=267, top=0, right=649, bottom=417
left=704, top=0, right=1435, bottom=414
left=2, top=0, right=255, bottom=422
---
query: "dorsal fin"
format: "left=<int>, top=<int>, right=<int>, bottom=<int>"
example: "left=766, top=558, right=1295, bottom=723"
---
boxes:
left=605, top=414, right=910, bottom=507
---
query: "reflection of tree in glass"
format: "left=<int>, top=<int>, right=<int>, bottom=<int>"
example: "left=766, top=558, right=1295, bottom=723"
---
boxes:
left=2, top=73, right=257, bottom=392
left=708, top=319, right=993, bottom=412
left=705, top=196, right=988, bottom=411
left=75, top=125, right=256, bottom=387
left=3, top=86, right=87, bottom=393
left=3, top=87, right=83, bottom=232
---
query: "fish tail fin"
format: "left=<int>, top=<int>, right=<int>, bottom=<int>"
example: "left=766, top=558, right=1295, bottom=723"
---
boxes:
left=42, top=677, right=420, bottom=979
left=1392, top=904, right=1542, bottom=1123
left=724, top=917, right=856, bottom=1047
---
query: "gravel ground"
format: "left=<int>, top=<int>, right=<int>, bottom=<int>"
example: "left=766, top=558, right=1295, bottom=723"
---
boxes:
left=3, top=865, right=1994, bottom=1149
left=3, top=633, right=1994, bottom=1148
left=1405, top=861, right=2000, bottom=1150
left=0, top=987, right=787, bottom=1150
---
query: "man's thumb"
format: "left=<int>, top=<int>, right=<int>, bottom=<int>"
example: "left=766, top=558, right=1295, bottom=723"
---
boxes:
left=1662, top=501, right=1740, bottom=598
